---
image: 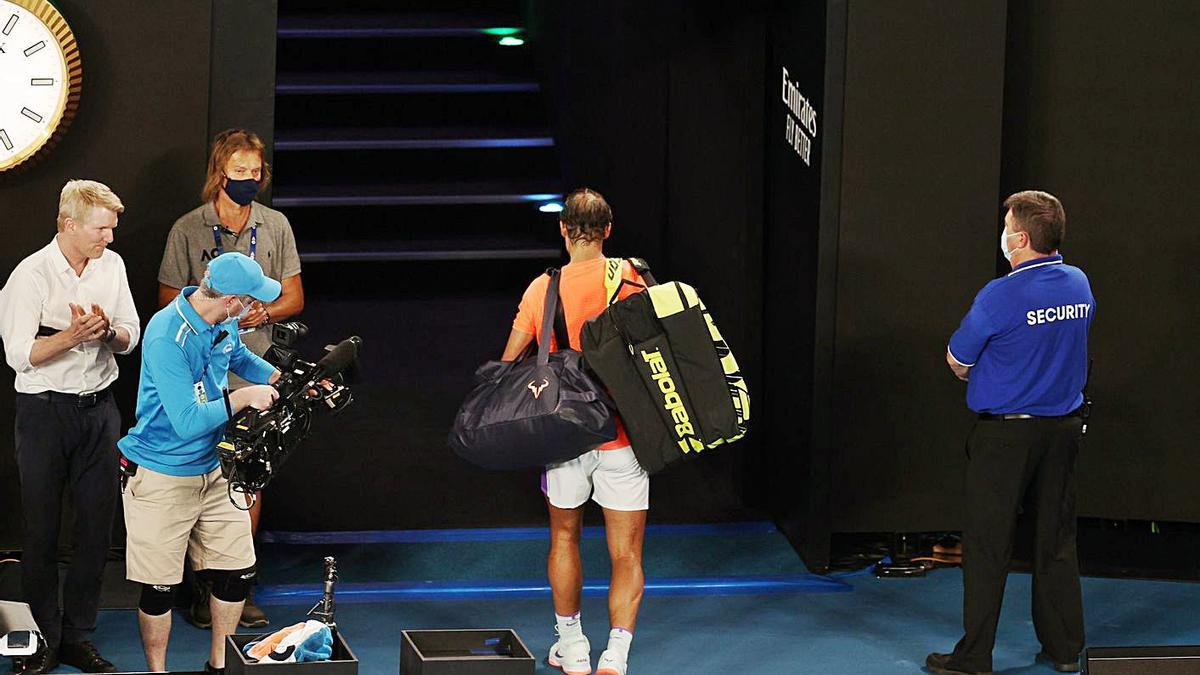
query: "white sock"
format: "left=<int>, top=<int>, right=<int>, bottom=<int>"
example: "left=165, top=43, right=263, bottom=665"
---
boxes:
left=606, top=627, right=633, bottom=660
left=556, top=612, right=583, bottom=641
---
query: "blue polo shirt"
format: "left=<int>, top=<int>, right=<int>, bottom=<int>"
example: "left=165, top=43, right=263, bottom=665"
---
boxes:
left=948, top=255, right=1095, bottom=415
left=118, top=288, right=276, bottom=476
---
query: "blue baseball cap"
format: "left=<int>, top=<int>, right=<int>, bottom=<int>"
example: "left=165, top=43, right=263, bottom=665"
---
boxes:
left=207, top=252, right=281, bottom=301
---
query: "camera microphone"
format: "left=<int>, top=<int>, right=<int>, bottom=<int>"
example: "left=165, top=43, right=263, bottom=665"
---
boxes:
left=314, top=336, right=361, bottom=380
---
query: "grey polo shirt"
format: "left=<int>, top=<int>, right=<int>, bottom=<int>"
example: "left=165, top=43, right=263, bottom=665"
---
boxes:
left=158, top=201, right=301, bottom=361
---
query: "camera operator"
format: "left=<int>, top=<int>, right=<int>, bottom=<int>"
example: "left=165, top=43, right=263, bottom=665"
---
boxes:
left=117, top=253, right=282, bottom=674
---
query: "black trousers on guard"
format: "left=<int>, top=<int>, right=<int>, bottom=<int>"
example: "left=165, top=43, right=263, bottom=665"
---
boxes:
left=951, top=415, right=1086, bottom=673
left=14, top=391, right=120, bottom=650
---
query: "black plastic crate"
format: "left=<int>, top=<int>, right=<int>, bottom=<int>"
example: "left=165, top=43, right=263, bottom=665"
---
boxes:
left=226, top=630, right=358, bottom=675
left=400, top=629, right=534, bottom=675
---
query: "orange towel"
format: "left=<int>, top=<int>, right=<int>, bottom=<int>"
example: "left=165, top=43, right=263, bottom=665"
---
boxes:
left=247, top=622, right=307, bottom=661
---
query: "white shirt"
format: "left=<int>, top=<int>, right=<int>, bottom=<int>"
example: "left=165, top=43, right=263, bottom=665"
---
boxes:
left=0, top=237, right=141, bottom=394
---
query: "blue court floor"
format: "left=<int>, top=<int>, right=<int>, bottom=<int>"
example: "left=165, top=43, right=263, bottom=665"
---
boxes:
left=56, top=525, right=1200, bottom=673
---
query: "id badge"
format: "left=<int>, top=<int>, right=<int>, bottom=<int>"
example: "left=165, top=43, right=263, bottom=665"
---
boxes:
left=194, top=380, right=209, bottom=404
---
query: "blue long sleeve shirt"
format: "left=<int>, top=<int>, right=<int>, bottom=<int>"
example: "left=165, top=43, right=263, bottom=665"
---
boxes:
left=118, top=288, right=276, bottom=476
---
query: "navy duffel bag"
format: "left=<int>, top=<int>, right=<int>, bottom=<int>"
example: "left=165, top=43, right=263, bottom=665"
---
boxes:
left=449, top=268, right=617, bottom=470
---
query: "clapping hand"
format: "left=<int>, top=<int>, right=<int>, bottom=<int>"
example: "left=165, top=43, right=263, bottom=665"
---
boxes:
left=67, top=303, right=107, bottom=345
left=90, top=303, right=113, bottom=337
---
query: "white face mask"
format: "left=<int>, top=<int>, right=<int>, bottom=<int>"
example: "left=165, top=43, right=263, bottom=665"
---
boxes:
left=1000, top=229, right=1025, bottom=261
left=225, top=296, right=253, bottom=323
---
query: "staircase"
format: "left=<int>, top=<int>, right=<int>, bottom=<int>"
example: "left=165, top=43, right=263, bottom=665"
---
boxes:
left=272, top=0, right=563, bottom=263
left=261, top=3, right=569, bottom=532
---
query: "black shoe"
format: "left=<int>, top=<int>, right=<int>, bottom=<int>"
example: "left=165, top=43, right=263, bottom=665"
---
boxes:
left=925, top=652, right=994, bottom=675
left=189, top=580, right=213, bottom=629
left=204, top=661, right=225, bottom=675
left=1036, top=650, right=1082, bottom=672
left=238, top=588, right=269, bottom=628
left=12, top=647, right=57, bottom=674
left=58, top=641, right=116, bottom=674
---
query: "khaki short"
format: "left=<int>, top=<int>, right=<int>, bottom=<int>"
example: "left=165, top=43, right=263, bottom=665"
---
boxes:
left=122, top=465, right=255, bottom=585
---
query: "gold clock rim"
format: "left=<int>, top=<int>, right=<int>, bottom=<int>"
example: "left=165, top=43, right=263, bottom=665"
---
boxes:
left=0, top=0, right=83, bottom=172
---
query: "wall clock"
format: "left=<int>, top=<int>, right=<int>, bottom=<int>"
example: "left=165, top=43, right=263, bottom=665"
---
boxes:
left=0, top=0, right=81, bottom=173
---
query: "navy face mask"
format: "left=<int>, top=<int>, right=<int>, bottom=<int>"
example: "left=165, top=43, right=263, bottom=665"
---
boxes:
left=223, top=176, right=260, bottom=206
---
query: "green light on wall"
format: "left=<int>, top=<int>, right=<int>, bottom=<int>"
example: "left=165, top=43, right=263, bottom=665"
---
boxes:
left=498, top=36, right=526, bottom=47
left=482, top=27, right=522, bottom=37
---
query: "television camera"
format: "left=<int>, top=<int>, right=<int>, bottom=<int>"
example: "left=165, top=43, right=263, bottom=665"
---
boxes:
left=217, top=322, right=360, bottom=508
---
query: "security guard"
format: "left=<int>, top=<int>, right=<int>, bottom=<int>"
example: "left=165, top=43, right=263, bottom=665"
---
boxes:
left=928, top=191, right=1095, bottom=675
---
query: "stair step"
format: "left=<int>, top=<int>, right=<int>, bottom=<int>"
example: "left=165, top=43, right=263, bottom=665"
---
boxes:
left=275, top=90, right=546, bottom=129
left=276, top=71, right=539, bottom=95
left=275, top=127, right=553, bottom=151
left=299, top=233, right=560, bottom=263
left=274, top=182, right=562, bottom=208
left=276, top=35, right=531, bottom=75
left=278, top=0, right=516, bottom=15
left=300, top=247, right=560, bottom=263
left=278, top=13, right=520, bottom=39
left=276, top=203, right=566, bottom=241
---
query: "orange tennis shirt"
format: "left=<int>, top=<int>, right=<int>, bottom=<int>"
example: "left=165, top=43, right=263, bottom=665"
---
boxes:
left=513, top=257, right=645, bottom=450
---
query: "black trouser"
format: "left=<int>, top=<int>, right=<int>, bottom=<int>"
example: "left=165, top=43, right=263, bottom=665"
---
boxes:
left=952, top=414, right=1086, bottom=672
left=13, top=390, right=120, bottom=650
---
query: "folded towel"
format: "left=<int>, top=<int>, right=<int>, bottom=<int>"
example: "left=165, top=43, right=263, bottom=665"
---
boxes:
left=244, top=622, right=307, bottom=661
left=259, top=620, right=333, bottom=664
left=294, top=625, right=333, bottom=663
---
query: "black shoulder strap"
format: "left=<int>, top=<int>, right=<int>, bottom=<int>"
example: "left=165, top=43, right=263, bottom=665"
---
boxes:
left=628, top=257, right=657, bottom=287
left=538, top=268, right=569, bottom=361
left=537, top=269, right=561, bottom=364
left=553, top=283, right=569, bottom=350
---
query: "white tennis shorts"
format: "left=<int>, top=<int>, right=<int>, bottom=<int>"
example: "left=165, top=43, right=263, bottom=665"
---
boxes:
left=542, top=445, right=649, bottom=511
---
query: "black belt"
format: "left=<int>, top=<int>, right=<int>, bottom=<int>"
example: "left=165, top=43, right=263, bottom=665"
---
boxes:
left=23, top=386, right=112, bottom=407
left=978, top=407, right=1081, bottom=421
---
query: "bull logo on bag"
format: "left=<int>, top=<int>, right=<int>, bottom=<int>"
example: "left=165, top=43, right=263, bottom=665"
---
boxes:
left=527, top=378, right=550, bottom=399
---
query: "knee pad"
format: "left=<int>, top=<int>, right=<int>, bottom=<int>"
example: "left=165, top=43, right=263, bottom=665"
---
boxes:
left=138, top=583, right=177, bottom=616
left=207, top=565, right=257, bottom=603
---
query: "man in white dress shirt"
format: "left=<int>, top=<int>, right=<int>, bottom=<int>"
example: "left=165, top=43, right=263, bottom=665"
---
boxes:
left=0, top=180, right=140, bottom=674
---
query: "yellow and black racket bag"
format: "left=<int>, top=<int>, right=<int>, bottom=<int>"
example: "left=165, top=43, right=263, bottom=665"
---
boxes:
left=580, top=259, right=749, bottom=474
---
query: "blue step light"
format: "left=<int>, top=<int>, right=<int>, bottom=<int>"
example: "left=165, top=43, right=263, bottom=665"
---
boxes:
left=539, top=201, right=564, bottom=213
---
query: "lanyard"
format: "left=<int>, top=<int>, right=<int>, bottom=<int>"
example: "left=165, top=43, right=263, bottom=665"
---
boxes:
left=211, top=223, right=257, bottom=260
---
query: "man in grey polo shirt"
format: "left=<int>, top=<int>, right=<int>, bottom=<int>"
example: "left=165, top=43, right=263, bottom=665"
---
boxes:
left=157, top=128, right=304, bottom=630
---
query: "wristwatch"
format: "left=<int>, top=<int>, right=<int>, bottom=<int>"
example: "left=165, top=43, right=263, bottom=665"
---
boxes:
left=102, top=328, right=117, bottom=344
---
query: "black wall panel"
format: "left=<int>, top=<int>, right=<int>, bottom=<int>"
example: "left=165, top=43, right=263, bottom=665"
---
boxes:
left=1001, top=0, right=1200, bottom=521
left=826, top=0, right=1008, bottom=533
left=762, top=0, right=832, bottom=567
left=209, top=0, right=278, bottom=201
left=659, top=7, right=767, bottom=532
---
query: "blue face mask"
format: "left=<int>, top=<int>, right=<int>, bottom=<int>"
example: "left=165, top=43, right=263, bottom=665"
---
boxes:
left=223, top=176, right=260, bottom=206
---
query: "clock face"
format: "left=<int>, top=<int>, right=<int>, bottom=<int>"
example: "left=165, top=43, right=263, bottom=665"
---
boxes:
left=0, top=0, right=80, bottom=172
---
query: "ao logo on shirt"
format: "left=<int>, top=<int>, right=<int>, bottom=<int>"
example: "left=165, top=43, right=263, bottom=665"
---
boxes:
left=200, top=248, right=270, bottom=262
left=1026, top=303, right=1091, bottom=326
